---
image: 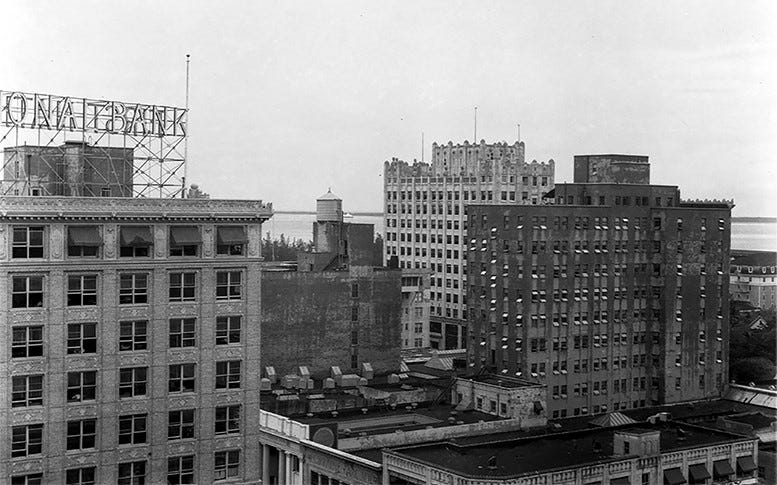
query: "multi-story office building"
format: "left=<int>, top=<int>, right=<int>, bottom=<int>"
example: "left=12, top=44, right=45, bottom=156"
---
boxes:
left=0, top=195, right=272, bottom=484
left=467, top=155, right=733, bottom=418
left=730, top=251, right=777, bottom=310
left=384, top=140, right=555, bottom=350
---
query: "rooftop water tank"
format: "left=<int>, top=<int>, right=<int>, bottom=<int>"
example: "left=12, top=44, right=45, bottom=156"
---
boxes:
left=317, top=188, right=343, bottom=222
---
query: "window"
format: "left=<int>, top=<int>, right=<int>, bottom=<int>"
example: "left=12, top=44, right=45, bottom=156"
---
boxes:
left=119, top=274, right=148, bottom=304
left=67, top=323, right=97, bottom=354
left=167, top=456, right=195, bottom=485
left=216, top=226, right=246, bottom=255
left=67, top=226, right=101, bottom=257
left=351, top=282, right=359, bottom=298
left=12, top=326, right=43, bottom=357
left=216, top=361, right=241, bottom=389
left=119, top=226, right=152, bottom=257
left=214, top=450, right=240, bottom=481
left=119, top=321, right=148, bottom=352
left=169, top=318, right=196, bottom=348
left=11, top=424, right=43, bottom=457
left=67, top=371, right=97, bottom=402
left=169, top=364, right=196, bottom=393
left=65, top=467, right=96, bottom=485
left=169, top=226, right=201, bottom=256
left=66, top=419, right=96, bottom=450
left=67, top=275, right=98, bottom=306
left=118, top=414, right=147, bottom=445
left=215, top=405, right=241, bottom=435
left=12, top=275, right=43, bottom=308
left=118, top=462, right=146, bottom=485
left=216, top=271, right=242, bottom=300
left=10, top=474, right=43, bottom=485
left=216, top=316, right=241, bottom=345
left=119, top=367, right=147, bottom=398
left=12, top=226, right=44, bottom=258
left=169, top=272, right=196, bottom=302
left=12, top=375, right=43, bottom=407
left=168, top=409, right=195, bottom=440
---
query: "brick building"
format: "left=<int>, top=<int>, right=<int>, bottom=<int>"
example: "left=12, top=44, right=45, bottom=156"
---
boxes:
left=384, top=140, right=554, bottom=350
left=3, top=142, right=135, bottom=197
left=466, top=156, right=734, bottom=418
left=261, top=191, right=402, bottom=377
left=400, top=269, right=432, bottom=349
left=0, top=195, right=272, bottom=484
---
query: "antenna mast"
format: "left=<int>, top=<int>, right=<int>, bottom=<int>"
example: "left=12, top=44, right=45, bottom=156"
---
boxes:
left=474, top=106, right=478, bottom=142
left=182, top=54, right=190, bottom=198
left=421, top=131, right=425, bottom=162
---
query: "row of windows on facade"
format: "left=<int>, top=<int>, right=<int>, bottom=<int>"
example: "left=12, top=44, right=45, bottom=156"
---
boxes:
left=475, top=213, right=727, bottom=232
left=10, top=315, right=242, bottom=358
left=387, top=192, right=544, bottom=214
left=11, top=361, right=243, bottom=408
left=387, top=179, right=550, bottom=202
left=472, top=238, right=721, bottom=257
left=474, top=262, right=726, bottom=283
left=9, top=451, right=239, bottom=485
left=490, top=330, right=723, bottom=353
left=10, top=271, right=242, bottom=308
left=10, top=225, right=248, bottom=259
left=385, top=170, right=549, bottom=185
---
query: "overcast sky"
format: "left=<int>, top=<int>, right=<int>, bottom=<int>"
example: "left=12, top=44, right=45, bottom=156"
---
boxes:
left=2, top=1, right=776, bottom=215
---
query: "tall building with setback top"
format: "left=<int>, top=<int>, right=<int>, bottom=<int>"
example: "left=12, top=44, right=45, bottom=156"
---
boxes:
left=0, top=195, right=272, bottom=484
left=466, top=155, right=734, bottom=419
left=384, top=139, right=554, bottom=350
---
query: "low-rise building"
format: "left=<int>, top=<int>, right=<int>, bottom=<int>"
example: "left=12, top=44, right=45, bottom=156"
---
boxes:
left=730, top=251, right=777, bottom=310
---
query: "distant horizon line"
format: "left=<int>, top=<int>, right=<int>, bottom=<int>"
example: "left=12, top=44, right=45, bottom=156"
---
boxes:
left=273, top=211, right=776, bottom=222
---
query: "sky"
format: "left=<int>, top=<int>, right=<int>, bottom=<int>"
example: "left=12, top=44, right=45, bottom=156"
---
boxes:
left=1, top=1, right=776, bottom=216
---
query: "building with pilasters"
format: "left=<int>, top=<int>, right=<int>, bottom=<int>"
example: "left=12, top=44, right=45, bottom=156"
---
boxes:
left=384, top=140, right=554, bottom=350
left=0, top=196, right=272, bottom=485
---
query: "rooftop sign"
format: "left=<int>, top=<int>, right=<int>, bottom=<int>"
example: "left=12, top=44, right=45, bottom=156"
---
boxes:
left=0, top=90, right=187, bottom=137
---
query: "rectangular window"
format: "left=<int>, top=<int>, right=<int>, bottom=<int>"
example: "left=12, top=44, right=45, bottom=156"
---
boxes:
left=119, top=367, right=147, bottom=398
left=67, top=371, right=97, bottom=402
left=169, top=226, right=201, bottom=256
left=119, top=226, right=152, bottom=258
left=216, top=271, right=242, bottom=300
left=67, top=275, right=98, bottom=306
left=214, top=450, right=240, bottom=481
left=11, top=424, right=43, bottom=457
left=215, top=405, right=241, bottom=435
left=167, top=456, right=195, bottom=485
left=216, top=226, right=246, bottom=255
left=67, top=322, right=97, bottom=354
left=66, top=419, right=96, bottom=450
left=119, top=321, right=148, bottom=352
left=67, top=226, right=101, bottom=257
left=12, top=473, right=43, bottom=484
left=65, top=467, right=96, bottom=485
left=169, top=364, right=196, bottom=393
left=118, top=461, right=146, bottom=485
left=216, top=316, right=241, bottom=345
left=12, top=375, right=43, bottom=407
left=169, top=318, right=196, bottom=348
left=118, top=414, right=147, bottom=445
left=12, top=326, right=43, bottom=358
left=169, top=272, right=196, bottom=302
left=216, top=361, right=241, bottom=389
left=168, top=409, right=195, bottom=440
left=12, top=275, right=43, bottom=308
left=119, top=274, right=148, bottom=304
left=351, top=282, right=359, bottom=298
left=12, top=226, right=44, bottom=259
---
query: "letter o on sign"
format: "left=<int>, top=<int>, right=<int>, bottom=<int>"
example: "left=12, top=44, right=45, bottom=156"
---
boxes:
left=5, top=92, right=27, bottom=126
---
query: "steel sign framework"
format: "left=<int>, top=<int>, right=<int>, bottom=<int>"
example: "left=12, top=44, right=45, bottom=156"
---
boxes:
left=0, top=90, right=188, bottom=198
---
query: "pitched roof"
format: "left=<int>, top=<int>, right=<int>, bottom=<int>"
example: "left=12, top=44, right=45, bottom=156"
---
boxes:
left=588, top=412, right=637, bottom=427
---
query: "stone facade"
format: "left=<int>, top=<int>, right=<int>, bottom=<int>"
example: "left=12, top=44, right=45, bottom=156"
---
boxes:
left=0, top=195, right=271, bottom=484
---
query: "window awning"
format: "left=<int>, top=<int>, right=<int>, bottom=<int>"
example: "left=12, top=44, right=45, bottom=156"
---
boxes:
left=610, top=477, right=630, bottom=485
left=217, top=226, right=247, bottom=245
left=120, top=226, right=153, bottom=246
left=737, top=455, right=757, bottom=473
left=68, top=226, right=102, bottom=246
left=170, top=226, right=201, bottom=245
left=713, top=459, right=735, bottom=477
left=663, top=468, right=686, bottom=485
left=688, top=463, right=711, bottom=482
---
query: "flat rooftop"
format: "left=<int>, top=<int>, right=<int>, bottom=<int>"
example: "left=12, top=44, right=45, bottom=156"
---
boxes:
left=388, top=421, right=749, bottom=479
left=466, top=374, right=542, bottom=389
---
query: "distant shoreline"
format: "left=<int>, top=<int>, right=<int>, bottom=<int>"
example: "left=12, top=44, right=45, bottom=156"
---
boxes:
left=275, top=211, right=774, bottom=222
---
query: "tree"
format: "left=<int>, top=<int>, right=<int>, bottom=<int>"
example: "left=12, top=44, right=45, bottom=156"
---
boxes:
left=261, top=233, right=313, bottom=261
left=731, top=357, right=776, bottom=384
